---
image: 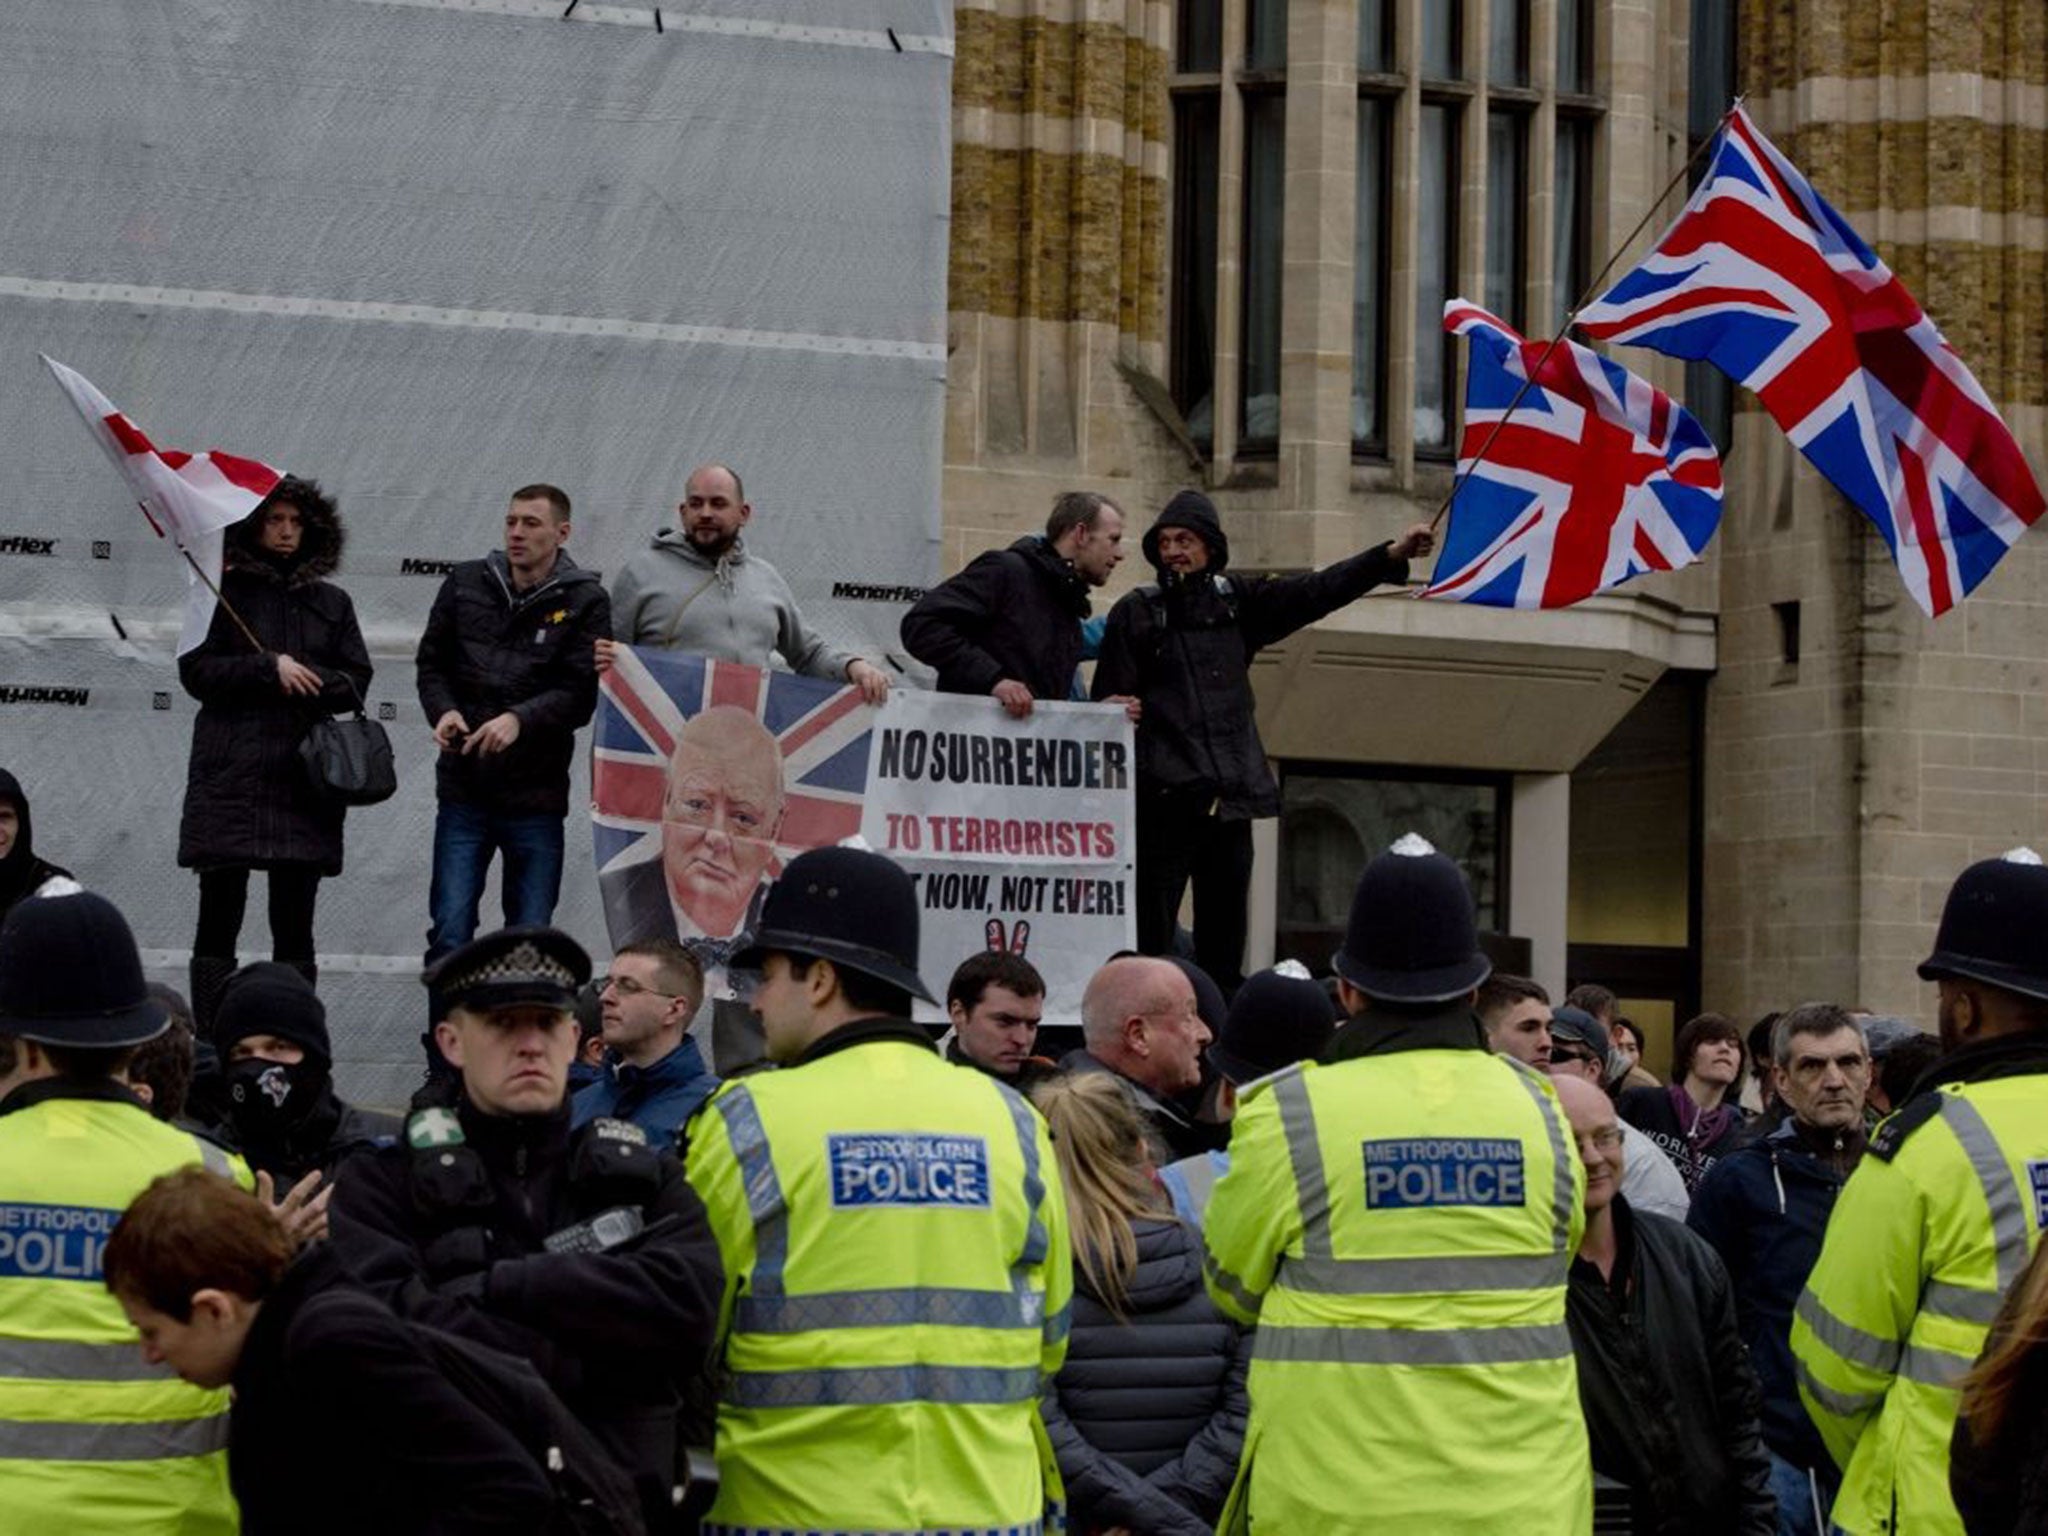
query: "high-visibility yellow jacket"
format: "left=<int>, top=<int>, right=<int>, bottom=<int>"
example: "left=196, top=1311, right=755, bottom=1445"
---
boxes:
left=0, top=1079, right=248, bottom=1533
left=1204, top=1035, right=1591, bottom=1533
left=684, top=1022, right=1072, bottom=1536
left=1792, top=1046, right=2048, bottom=1536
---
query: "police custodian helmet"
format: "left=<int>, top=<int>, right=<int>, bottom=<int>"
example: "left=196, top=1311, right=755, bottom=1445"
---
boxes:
left=1917, top=847, right=2048, bottom=1003
left=0, top=890, right=168, bottom=1048
left=733, top=845, right=937, bottom=1004
left=1332, top=833, right=1494, bottom=1003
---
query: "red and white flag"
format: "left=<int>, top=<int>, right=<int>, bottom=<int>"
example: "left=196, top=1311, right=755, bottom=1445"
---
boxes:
left=42, top=356, right=282, bottom=654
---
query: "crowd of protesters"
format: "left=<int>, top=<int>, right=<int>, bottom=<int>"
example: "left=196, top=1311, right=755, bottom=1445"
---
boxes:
left=2, top=474, right=2046, bottom=1536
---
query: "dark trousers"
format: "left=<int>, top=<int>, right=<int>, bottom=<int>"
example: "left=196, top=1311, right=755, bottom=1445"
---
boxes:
left=1134, top=787, right=1253, bottom=993
left=424, top=800, right=566, bottom=966
left=193, top=865, right=321, bottom=967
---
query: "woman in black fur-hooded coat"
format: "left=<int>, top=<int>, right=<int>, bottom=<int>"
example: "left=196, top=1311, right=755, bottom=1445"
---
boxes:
left=178, top=478, right=372, bottom=1024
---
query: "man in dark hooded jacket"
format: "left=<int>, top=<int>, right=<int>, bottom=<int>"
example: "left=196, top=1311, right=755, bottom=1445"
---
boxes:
left=900, top=490, right=1128, bottom=716
left=1092, top=491, right=1433, bottom=990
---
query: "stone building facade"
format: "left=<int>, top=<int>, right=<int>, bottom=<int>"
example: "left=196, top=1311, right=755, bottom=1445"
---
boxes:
left=940, top=0, right=2046, bottom=1061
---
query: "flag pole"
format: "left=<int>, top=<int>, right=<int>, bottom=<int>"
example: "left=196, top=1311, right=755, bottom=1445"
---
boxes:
left=1424, top=100, right=1741, bottom=537
left=178, top=545, right=266, bottom=653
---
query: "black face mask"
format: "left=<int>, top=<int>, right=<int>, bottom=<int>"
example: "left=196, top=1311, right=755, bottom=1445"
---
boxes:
left=226, top=1057, right=328, bottom=1139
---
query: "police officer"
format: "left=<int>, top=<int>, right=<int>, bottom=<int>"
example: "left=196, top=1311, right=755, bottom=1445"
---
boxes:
left=685, top=845, right=1073, bottom=1534
left=1792, top=848, right=2048, bottom=1535
left=328, top=925, right=723, bottom=1530
left=1202, top=833, right=1590, bottom=1531
left=0, top=890, right=244, bottom=1533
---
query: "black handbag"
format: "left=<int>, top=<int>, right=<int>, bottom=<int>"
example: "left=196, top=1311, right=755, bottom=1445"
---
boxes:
left=298, top=678, right=397, bottom=806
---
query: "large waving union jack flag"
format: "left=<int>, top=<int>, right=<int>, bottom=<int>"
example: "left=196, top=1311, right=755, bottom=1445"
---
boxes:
left=1576, top=105, right=2044, bottom=616
left=1420, top=302, right=1724, bottom=608
left=592, top=650, right=871, bottom=919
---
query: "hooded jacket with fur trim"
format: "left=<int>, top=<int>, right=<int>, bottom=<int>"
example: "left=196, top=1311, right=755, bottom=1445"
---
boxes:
left=177, top=490, right=373, bottom=874
left=1091, top=491, right=1406, bottom=817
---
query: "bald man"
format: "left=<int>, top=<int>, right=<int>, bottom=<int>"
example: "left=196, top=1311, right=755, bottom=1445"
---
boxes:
left=601, top=463, right=890, bottom=702
left=1058, top=955, right=1212, bottom=1162
left=599, top=706, right=788, bottom=960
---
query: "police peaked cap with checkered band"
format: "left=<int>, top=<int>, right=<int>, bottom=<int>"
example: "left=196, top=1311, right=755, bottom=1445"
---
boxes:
left=424, top=926, right=591, bottom=1016
left=1332, top=833, right=1493, bottom=1003
left=732, top=845, right=937, bottom=1004
left=1917, top=847, right=2048, bottom=1003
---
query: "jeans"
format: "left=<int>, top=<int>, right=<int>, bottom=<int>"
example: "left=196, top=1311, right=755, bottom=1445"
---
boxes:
left=1768, top=1450, right=1836, bottom=1536
left=425, top=801, right=566, bottom=965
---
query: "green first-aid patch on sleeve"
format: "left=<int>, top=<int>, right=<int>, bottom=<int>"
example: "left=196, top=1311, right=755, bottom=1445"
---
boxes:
left=406, top=1107, right=465, bottom=1150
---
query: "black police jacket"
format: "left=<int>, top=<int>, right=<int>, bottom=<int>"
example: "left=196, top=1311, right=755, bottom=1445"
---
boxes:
left=1566, top=1198, right=1776, bottom=1536
left=414, top=551, right=611, bottom=817
left=328, top=1095, right=721, bottom=1520
left=1092, top=535, right=1407, bottom=818
left=900, top=536, right=1091, bottom=703
left=226, top=1243, right=552, bottom=1535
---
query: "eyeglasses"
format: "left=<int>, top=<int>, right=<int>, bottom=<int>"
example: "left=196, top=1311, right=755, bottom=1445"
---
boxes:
left=1550, top=1045, right=1598, bottom=1067
left=599, top=974, right=684, bottom=1000
left=1575, top=1127, right=1624, bottom=1153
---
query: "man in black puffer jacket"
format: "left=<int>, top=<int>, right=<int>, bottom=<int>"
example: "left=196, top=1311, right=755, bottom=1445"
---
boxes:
left=901, top=490, right=1127, bottom=716
left=1557, top=1074, right=1775, bottom=1535
left=416, top=485, right=610, bottom=975
left=1092, top=491, right=1433, bottom=991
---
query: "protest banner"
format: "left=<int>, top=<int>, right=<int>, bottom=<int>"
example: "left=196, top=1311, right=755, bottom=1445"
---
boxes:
left=592, top=648, right=1134, bottom=1031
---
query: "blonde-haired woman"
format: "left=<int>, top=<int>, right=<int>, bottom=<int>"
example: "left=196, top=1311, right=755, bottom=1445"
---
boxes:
left=1032, top=1072, right=1247, bottom=1536
left=1953, top=1236, right=2048, bottom=1531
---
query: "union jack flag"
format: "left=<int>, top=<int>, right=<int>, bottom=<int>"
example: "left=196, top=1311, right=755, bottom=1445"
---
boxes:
left=1420, top=302, right=1724, bottom=608
left=592, top=649, right=871, bottom=897
left=1576, top=105, right=2044, bottom=616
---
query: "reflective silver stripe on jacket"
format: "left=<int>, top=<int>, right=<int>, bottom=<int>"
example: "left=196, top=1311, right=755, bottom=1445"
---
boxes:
left=1281, top=1250, right=1570, bottom=1295
left=191, top=1135, right=233, bottom=1178
left=1270, top=1069, right=1332, bottom=1257
left=1256, top=1321, right=1573, bottom=1368
left=1204, top=1250, right=1263, bottom=1318
left=1794, top=1356, right=1885, bottom=1420
left=734, top=1286, right=1042, bottom=1334
left=1505, top=1059, right=1576, bottom=1254
left=724, top=1363, right=1041, bottom=1410
left=1900, top=1343, right=1977, bottom=1390
left=1796, top=1291, right=1903, bottom=1375
left=715, top=1086, right=788, bottom=1297
left=0, top=1337, right=169, bottom=1382
left=0, top=1412, right=229, bottom=1461
left=997, top=1084, right=1049, bottom=1269
left=702, top=1521, right=1042, bottom=1536
left=1936, top=1094, right=2031, bottom=1291
left=1921, top=1280, right=2003, bottom=1327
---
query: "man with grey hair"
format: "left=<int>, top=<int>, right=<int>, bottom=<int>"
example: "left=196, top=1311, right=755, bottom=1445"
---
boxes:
left=1688, top=1001, right=1871, bottom=1536
left=1059, top=954, right=1211, bottom=1160
left=901, top=489, right=1129, bottom=718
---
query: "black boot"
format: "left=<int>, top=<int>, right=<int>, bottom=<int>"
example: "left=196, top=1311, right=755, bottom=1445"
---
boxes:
left=284, top=958, right=318, bottom=994
left=188, top=954, right=239, bottom=1041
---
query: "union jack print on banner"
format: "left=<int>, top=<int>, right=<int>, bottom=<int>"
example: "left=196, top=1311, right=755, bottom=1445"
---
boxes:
left=43, top=356, right=284, bottom=654
left=1576, top=106, right=2044, bottom=616
left=592, top=649, right=870, bottom=890
left=1420, top=302, right=1724, bottom=609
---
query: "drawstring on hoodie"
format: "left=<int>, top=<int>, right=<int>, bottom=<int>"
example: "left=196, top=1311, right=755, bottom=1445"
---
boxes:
left=1771, top=1151, right=1787, bottom=1216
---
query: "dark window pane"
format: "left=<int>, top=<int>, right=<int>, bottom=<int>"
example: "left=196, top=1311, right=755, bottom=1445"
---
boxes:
left=1357, top=0, right=1389, bottom=71
left=1488, top=0, right=1526, bottom=84
left=1171, top=94, right=1221, bottom=446
left=1553, top=115, right=1592, bottom=325
left=1248, top=0, right=1286, bottom=69
left=1414, top=102, right=1459, bottom=453
left=1484, top=110, right=1526, bottom=328
left=1278, top=773, right=1504, bottom=972
left=1178, top=0, right=1222, bottom=72
left=1352, top=95, right=1389, bottom=450
left=1556, top=0, right=1589, bottom=93
left=1421, top=3, right=1459, bottom=79
left=1240, top=93, right=1286, bottom=448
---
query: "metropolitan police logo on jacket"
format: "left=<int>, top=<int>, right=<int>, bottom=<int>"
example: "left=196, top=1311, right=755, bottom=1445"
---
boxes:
left=1363, top=1137, right=1527, bottom=1208
left=828, top=1132, right=993, bottom=1208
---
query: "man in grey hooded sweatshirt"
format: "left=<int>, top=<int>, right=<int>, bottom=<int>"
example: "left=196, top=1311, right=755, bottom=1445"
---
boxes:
left=599, top=463, right=891, bottom=702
